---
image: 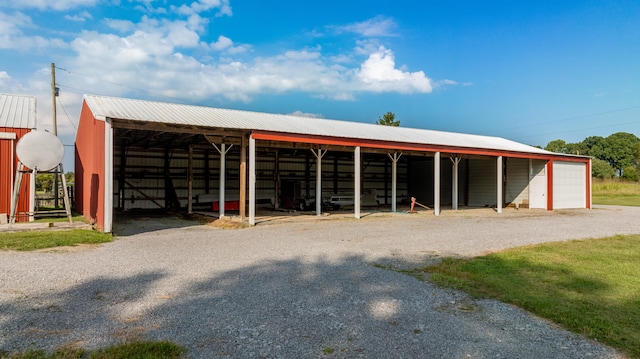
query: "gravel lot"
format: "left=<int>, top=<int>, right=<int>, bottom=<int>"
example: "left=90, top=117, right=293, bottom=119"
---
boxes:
left=1, top=205, right=638, bottom=358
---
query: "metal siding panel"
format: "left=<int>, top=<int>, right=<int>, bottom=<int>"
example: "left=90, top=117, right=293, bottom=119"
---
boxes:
left=1, top=128, right=33, bottom=221
left=0, top=136, right=13, bottom=216
left=468, top=159, right=497, bottom=207
left=505, top=158, right=529, bottom=206
left=553, top=161, right=586, bottom=209
left=0, top=94, right=37, bottom=129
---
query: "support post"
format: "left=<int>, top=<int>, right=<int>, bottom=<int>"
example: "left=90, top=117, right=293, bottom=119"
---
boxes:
left=104, top=121, right=114, bottom=232
left=387, top=152, right=402, bottom=213
left=434, top=152, right=441, bottom=216
left=219, top=144, right=226, bottom=217
left=211, top=143, right=232, bottom=218
left=59, top=164, right=73, bottom=224
left=188, top=145, right=193, bottom=214
left=51, top=63, right=59, bottom=209
left=9, top=163, right=25, bottom=225
left=355, top=146, right=361, bottom=219
left=240, top=136, right=247, bottom=221
left=274, top=149, right=280, bottom=209
left=311, top=149, right=326, bottom=216
left=249, top=135, right=256, bottom=225
left=497, top=156, right=503, bottom=213
left=586, top=159, right=592, bottom=209
left=547, top=160, right=554, bottom=210
left=451, top=157, right=461, bottom=210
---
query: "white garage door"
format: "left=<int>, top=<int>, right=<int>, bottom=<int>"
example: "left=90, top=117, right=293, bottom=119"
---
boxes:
left=553, top=161, right=586, bottom=209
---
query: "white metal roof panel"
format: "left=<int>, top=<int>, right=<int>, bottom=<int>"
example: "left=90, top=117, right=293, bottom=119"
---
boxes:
left=0, top=94, right=37, bottom=129
left=84, top=94, right=552, bottom=155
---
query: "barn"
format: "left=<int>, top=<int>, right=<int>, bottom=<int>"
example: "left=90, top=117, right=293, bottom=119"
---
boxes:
left=75, top=95, right=591, bottom=232
left=0, top=93, right=37, bottom=223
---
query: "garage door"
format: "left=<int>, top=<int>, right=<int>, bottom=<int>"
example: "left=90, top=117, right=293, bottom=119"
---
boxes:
left=553, top=161, right=586, bottom=209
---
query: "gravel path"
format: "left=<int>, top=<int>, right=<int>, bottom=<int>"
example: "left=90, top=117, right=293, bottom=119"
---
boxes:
left=1, top=205, right=638, bottom=358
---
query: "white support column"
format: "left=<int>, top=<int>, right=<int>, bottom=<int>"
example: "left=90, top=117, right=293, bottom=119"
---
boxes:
left=387, top=152, right=402, bottom=213
left=450, top=157, right=461, bottom=210
left=212, top=143, right=233, bottom=218
left=249, top=135, right=256, bottom=225
left=434, top=152, right=441, bottom=216
left=187, top=145, right=193, bottom=214
left=311, top=149, right=327, bottom=216
left=219, top=144, right=226, bottom=217
left=497, top=156, right=503, bottom=214
left=29, top=163, right=35, bottom=222
left=354, top=146, right=361, bottom=219
left=104, top=121, right=114, bottom=233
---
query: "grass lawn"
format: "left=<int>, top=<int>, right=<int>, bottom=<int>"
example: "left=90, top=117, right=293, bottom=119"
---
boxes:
left=0, top=340, right=186, bottom=359
left=0, top=230, right=112, bottom=251
left=593, top=179, right=640, bottom=206
left=420, top=234, right=640, bottom=358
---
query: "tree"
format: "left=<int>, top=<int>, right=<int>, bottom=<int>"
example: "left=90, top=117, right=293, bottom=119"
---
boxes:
left=376, top=112, right=400, bottom=126
left=591, top=158, right=616, bottom=179
left=544, top=139, right=567, bottom=153
left=36, top=173, right=54, bottom=193
left=600, top=132, right=639, bottom=175
left=622, top=165, right=638, bottom=181
left=65, top=172, right=74, bottom=184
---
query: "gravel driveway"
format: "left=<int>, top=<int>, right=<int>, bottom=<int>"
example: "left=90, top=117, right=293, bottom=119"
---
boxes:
left=1, top=205, right=638, bottom=358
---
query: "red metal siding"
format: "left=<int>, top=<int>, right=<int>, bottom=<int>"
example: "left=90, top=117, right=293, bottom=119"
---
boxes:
left=75, top=101, right=106, bottom=230
left=1, top=128, right=32, bottom=222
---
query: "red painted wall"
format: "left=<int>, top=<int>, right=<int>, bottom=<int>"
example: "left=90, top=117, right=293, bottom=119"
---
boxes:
left=75, top=100, right=106, bottom=230
left=1, top=128, right=32, bottom=222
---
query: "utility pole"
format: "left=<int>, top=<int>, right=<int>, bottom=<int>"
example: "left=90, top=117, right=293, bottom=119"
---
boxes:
left=51, top=63, right=59, bottom=208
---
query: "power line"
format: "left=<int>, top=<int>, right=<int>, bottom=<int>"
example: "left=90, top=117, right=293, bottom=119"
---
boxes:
left=497, top=105, right=640, bottom=133
left=56, top=96, right=77, bottom=131
left=54, top=65, right=192, bottom=105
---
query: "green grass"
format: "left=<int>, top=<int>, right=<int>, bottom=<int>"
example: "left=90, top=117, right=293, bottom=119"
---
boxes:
left=421, top=234, right=640, bottom=358
left=593, top=179, right=640, bottom=206
left=0, top=230, right=112, bottom=251
left=0, top=340, right=185, bottom=359
left=33, top=214, right=88, bottom=224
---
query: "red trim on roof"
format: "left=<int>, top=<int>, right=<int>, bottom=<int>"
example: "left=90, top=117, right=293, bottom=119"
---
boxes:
left=252, top=130, right=590, bottom=162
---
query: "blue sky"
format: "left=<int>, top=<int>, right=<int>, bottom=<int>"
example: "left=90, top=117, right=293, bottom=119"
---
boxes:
left=1, top=0, right=639, bottom=169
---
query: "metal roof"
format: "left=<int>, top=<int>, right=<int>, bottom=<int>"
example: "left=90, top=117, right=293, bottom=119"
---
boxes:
left=0, top=94, right=37, bottom=129
left=84, top=94, right=552, bottom=156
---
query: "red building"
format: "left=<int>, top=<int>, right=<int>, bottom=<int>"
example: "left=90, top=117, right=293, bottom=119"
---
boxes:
left=76, top=94, right=591, bottom=232
left=0, top=94, right=37, bottom=223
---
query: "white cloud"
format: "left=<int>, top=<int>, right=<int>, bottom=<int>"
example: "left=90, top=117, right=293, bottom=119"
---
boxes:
left=7, top=6, right=445, bottom=105
left=209, top=35, right=249, bottom=54
left=333, top=16, right=398, bottom=37
left=173, top=0, right=232, bottom=17
left=64, top=11, right=93, bottom=22
left=289, top=110, right=324, bottom=118
left=0, top=11, right=67, bottom=50
left=4, top=0, right=99, bottom=11
left=355, top=46, right=433, bottom=93
left=0, top=71, right=23, bottom=93
left=105, top=19, right=136, bottom=33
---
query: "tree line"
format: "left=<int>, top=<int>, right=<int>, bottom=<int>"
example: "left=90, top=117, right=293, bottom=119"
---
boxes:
left=544, top=132, right=640, bottom=180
